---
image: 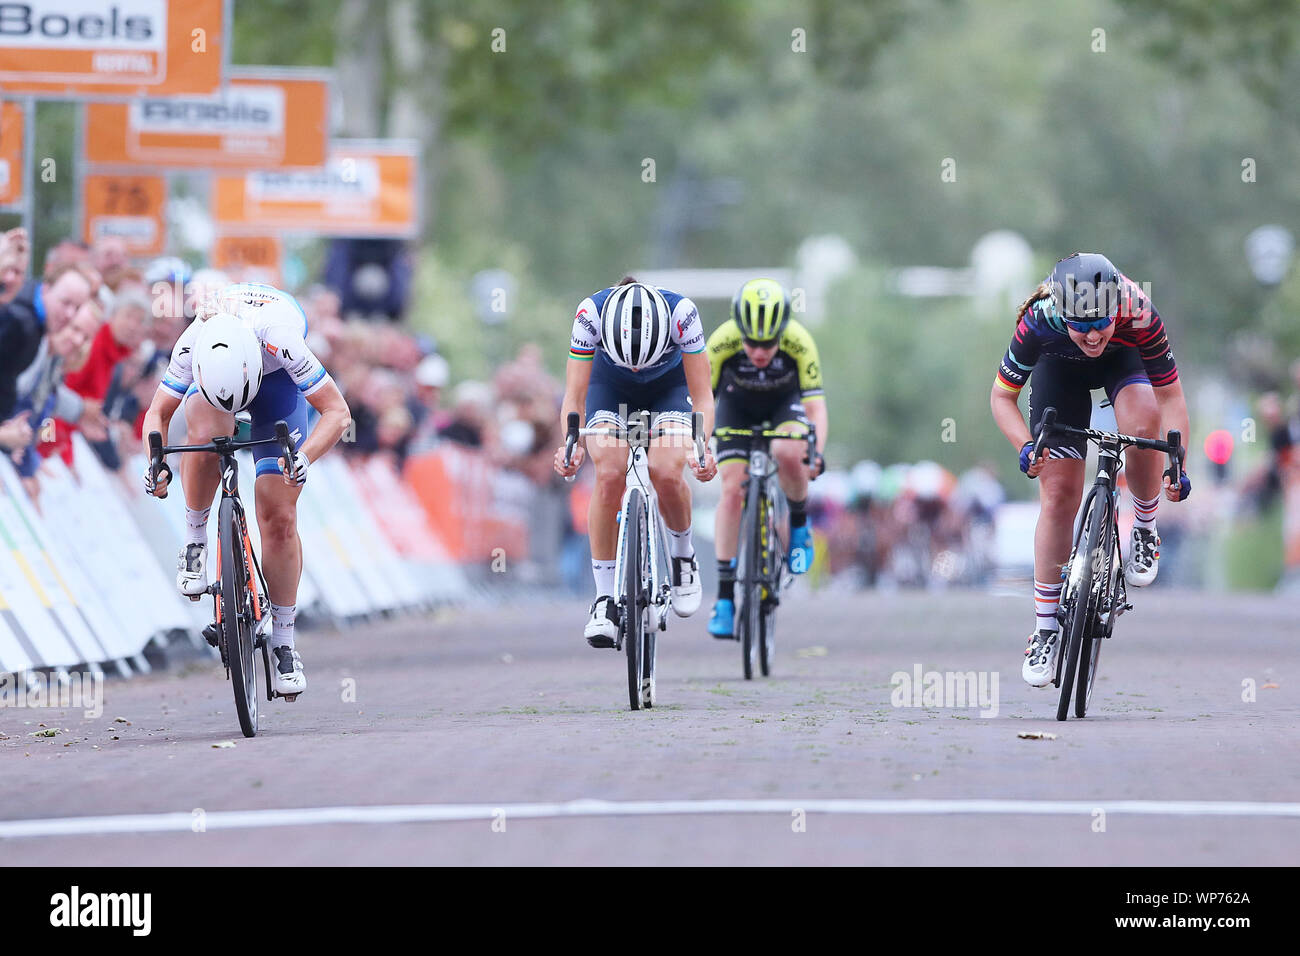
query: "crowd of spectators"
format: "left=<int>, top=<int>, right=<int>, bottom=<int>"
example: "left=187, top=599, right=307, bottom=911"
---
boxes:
left=0, top=230, right=565, bottom=511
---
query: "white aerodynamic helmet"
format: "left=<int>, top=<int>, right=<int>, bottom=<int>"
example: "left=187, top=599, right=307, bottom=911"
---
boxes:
left=193, top=312, right=264, bottom=413
left=600, top=283, right=673, bottom=370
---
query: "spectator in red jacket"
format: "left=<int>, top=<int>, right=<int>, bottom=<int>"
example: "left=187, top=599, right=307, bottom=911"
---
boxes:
left=44, top=286, right=151, bottom=468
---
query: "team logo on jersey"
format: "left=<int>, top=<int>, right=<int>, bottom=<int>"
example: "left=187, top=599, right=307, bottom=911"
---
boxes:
left=264, top=342, right=278, bottom=357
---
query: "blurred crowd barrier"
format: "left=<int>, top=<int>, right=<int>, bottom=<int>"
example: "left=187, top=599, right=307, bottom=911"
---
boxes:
left=0, top=430, right=480, bottom=677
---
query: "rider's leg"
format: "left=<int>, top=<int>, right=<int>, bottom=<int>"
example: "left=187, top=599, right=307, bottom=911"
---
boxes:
left=254, top=475, right=304, bottom=627
left=1035, top=458, right=1085, bottom=623
left=176, top=389, right=233, bottom=597
left=709, top=461, right=746, bottom=637
left=586, top=428, right=629, bottom=593
left=1113, top=380, right=1163, bottom=510
left=1112, top=378, right=1164, bottom=585
left=180, top=389, right=232, bottom=529
left=648, top=419, right=702, bottom=616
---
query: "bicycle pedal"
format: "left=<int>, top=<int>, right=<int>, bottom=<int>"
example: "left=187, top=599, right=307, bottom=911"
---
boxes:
left=201, top=622, right=220, bottom=648
left=280, top=693, right=299, bottom=703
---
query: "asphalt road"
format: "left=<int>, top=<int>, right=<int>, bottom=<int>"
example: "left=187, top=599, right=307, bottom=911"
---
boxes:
left=1, top=589, right=1296, bottom=865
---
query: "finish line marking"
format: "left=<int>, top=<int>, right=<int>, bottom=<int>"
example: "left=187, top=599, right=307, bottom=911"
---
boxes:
left=3, top=799, right=1300, bottom=839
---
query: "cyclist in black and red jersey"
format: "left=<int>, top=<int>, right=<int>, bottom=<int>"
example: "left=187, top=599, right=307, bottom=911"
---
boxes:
left=990, top=253, right=1191, bottom=687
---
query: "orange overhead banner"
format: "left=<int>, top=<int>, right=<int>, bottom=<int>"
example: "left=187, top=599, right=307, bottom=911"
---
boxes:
left=211, top=233, right=282, bottom=286
left=0, top=101, right=23, bottom=206
left=84, top=68, right=330, bottom=169
left=0, top=0, right=226, bottom=98
left=212, top=140, right=420, bottom=238
left=82, top=173, right=165, bottom=254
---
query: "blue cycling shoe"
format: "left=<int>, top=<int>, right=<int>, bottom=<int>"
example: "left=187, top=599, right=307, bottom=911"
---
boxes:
left=788, top=525, right=815, bottom=573
left=708, top=598, right=736, bottom=640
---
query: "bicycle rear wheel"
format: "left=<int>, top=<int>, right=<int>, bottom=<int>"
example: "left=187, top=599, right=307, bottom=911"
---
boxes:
left=738, top=475, right=763, bottom=680
left=1057, top=492, right=1104, bottom=721
left=220, top=497, right=259, bottom=737
left=622, top=489, right=648, bottom=711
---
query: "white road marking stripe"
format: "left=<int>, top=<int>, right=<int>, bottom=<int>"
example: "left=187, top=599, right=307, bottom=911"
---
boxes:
left=3, top=799, right=1300, bottom=839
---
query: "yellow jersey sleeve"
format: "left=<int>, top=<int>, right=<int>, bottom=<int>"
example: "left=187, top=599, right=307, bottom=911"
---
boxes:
left=780, top=321, right=824, bottom=398
left=707, top=319, right=744, bottom=392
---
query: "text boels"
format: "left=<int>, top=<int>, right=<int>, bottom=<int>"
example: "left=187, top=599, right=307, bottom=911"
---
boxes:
left=0, top=4, right=154, bottom=41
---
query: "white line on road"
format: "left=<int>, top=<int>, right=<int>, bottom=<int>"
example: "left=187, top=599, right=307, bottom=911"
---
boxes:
left=3, top=798, right=1300, bottom=839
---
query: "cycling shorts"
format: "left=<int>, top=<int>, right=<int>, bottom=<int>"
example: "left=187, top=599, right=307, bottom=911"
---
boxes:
left=184, top=369, right=310, bottom=478
left=714, top=386, right=809, bottom=465
left=1028, top=348, right=1149, bottom=459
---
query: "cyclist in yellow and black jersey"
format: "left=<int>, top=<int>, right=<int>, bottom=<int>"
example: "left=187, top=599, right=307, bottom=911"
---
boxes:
left=706, top=278, right=827, bottom=640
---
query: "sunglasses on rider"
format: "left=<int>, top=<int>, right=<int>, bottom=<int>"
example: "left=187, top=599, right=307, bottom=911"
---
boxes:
left=742, top=337, right=779, bottom=350
left=1064, top=315, right=1116, bottom=334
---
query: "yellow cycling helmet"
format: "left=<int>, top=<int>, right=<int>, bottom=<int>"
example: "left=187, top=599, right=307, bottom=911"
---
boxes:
left=731, top=277, right=792, bottom=344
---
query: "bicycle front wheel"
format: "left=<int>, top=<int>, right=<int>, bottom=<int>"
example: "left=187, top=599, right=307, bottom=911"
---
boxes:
left=622, top=489, right=648, bottom=711
left=1076, top=503, right=1118, bottom=718
left=1057, top=491, right=1105, bottom=722
left=759, top=491, right=778, bottom=677
left=220, top=497, right=259, bottom=737
left=738, top=475, right=763, bottom=680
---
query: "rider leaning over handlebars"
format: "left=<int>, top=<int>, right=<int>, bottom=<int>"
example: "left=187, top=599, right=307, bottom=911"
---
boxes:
left=989, top=253, right=1191, bottom=688
left=140, top=282, right=352, bottom=699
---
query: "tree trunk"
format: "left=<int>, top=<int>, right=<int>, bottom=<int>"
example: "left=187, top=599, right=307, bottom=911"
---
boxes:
left=386, top=0, right=446, bottom=238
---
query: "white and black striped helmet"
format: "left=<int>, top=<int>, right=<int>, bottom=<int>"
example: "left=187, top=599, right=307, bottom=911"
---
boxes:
left=599, top=283, right=673, bottom=370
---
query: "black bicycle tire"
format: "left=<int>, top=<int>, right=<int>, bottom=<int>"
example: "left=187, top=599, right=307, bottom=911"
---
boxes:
left=220, top=497, right=258, bottom=737
left=641, top=503, right=655, bottom=708
left=759, top=490, right=777, bottom=677
left=739, top=473, right=763, bottom=680
left=623, top=489, right=645, bottom=711
left=1057, top=492, right=1104, bottom=721
left=1076, top=497, right=1117, bottom=717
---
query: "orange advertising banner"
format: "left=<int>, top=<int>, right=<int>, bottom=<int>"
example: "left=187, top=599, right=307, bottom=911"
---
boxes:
left=82, top=173, right=165, bottom=254
left=84, top=68, right=330, bottom=169
left=0, top=0, right=226, bottom=98
left=0, top=101, right=23, bottom=207
left=212, top=140, right=420, bottom=238
left=211, top=233, right=282, bottom=286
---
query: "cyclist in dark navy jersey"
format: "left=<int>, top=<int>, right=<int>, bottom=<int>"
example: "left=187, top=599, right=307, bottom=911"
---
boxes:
left=554, top=278, right=717, bottom=646
left=990, top=253, right=1191, bottom=687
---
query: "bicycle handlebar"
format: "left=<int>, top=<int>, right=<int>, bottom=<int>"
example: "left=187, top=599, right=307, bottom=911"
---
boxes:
left=1034, top=406, right=1184, bottom=482
left=562, top=410, right=707, bottom=483
left=713, top=422, right=822, bottom=480
left=147, top=420, right=299, bottom=497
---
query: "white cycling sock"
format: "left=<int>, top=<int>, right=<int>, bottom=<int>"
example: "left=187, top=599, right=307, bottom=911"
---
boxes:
left=591, top=560, right=616, bottom=598
left=269, top=602, right=296, bottom=651
left=1034, top=579, right=1063, bottom=633
left=1131, top=493, right=1159, bottom=530
left=185, top=507, right=210, bottom=547
left=666, top=524, right=694, bottom=559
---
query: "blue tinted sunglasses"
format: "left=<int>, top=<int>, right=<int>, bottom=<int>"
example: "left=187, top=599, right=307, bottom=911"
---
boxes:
left=1065, top=315, right=1115, bottom=334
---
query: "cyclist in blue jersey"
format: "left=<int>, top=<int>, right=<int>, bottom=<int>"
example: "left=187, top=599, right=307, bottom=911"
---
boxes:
left=553, top=278, right=718, bottom=646
left=991, top=253, right=1191, bottom=687
left=140, top=283, right=352, bottom=698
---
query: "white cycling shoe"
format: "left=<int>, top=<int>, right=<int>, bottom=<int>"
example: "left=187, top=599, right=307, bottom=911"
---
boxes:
left=176, top=543, right=208, bottom=599
left=670, top=556, right=702, bottom=617
left=1022, top=629, right=1059, bottom=687
left=584, top=595, right=620, bottom=648
left=270, top=646, right=306, bottom=698
left=1124, top=526, right=1160, bottom=587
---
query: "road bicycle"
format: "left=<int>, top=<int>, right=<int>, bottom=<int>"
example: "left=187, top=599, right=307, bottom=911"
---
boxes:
left=1032, top=407, right=1183, bottom=720
left=564, top=410, right=707, bottom=710
left=147, top=421, right=300, bottom=738
left=712, top=422, right=818, bottom=679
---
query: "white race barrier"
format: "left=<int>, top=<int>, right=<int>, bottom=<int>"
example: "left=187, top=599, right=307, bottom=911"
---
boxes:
left=0, top=434, right=466, bottom=676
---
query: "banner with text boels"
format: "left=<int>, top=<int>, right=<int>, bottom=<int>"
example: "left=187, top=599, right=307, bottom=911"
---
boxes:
left=0, top=0, right=227, bottom=99
left=83, top=67, right=330, bottom=170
